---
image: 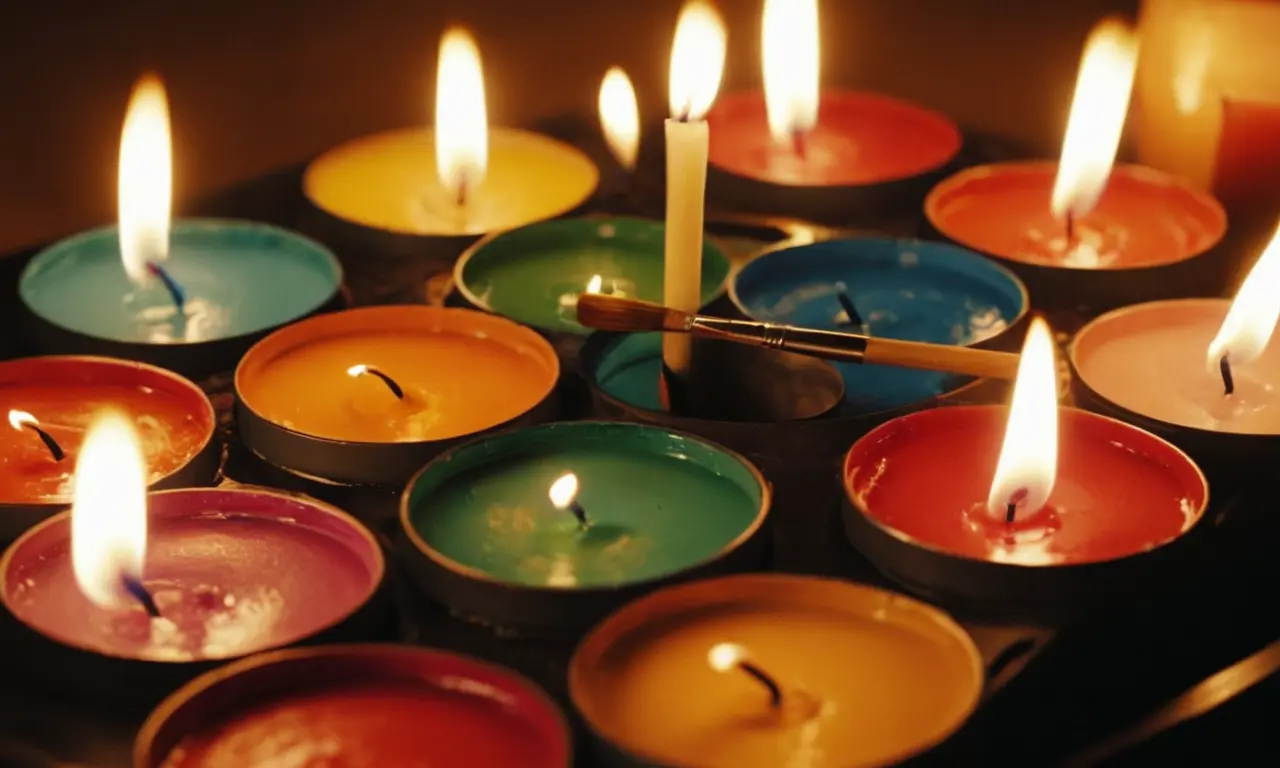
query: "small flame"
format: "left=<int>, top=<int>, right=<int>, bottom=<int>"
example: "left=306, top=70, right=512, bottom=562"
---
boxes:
left=435, top=27, right=488, bottom=203
left=548, top=472, right=580, bottom=509
left=118, top=74, right=172, bottom=285
left=987, top=317, right=1059, bottom=522
left=1050, top=19, right=1138, bottom=221
left=585, top=275, right=604, bottom=294
left=1208, top=220, right=1280, bottom=370
left=762, top=0, right=820, bottom=145
left=599, top=67, right=640, bottom=171
left=708, top=642, right=746, bottom=671
left=8, top=409, right=36, bottom=431
left=668, top=1, right=727, bottom=121
left=71, top=410, right=148, bottom=610
left=347, top=364, right=369, bottom=377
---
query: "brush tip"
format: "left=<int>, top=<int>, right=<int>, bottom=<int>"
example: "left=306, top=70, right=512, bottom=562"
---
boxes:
left=576, top=294, right=687, bottom=332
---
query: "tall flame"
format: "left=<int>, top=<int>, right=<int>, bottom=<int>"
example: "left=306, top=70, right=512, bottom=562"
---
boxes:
left=987, top=318, right=1059, bottom=522
left=1050, top=19, right=1139, bottom=221
left=1208, top=220, right=1280, bottom=370
left=668, top=1, right=727, bottom=121
left=435, top=27, right=488, bottom=202
left=762, top=0, right=820, bottom=144
left=599, top=67, right=640, bottom=171
left=71, top=410, right=148, bottom=610
left=118, top=74, right=172, bottom=285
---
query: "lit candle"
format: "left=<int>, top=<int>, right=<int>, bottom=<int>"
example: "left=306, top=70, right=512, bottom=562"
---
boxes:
left=662, top=1, right=726, bottom=411
left=18, top=75, right=343, bottom=378
left=303, top=27, right=597, bottom=238
left=925, top=19, right=1226, bottom=313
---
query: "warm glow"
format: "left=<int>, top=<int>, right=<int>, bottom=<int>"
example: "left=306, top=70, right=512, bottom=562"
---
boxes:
left=1208, top=220, right=1280, bottom=370
left=668, top=1, right=727, bottom=120
left=1050, top=19, right=1139, bottom=221
left=708, top=642, right=746, bottom=671
left=346, top=364, right=369, bottom=378
left=987, top=317, right=1059, bottom=522
left=585, top=275, right=603, bottom=294
left=762, top=0, right=820, bottom=144
left=71, top=410, right=148, bottom=610
left=435, top=27, right=488, bottom=203
left=548, top=472, right=580, bottom=509
left=118, top=73, right=172, bottom=285
left=599, top=67, right=640, bottom=171
left=7, top=409, right=36, bottom=431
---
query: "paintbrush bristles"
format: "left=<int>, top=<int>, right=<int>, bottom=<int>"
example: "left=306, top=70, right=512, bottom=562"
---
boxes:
left=576, top=294, right=690, bottom=332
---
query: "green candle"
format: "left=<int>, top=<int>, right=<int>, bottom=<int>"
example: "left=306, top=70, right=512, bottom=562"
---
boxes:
left=403, top=422, right=766, bottom=588
left=454, top=217, right=730, bottom=335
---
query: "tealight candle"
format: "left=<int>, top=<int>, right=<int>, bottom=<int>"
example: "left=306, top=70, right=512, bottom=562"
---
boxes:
left=0, top=356, right=217, bottom=539
left=236, top=306, right=559, bottom=486
left=399, top=421, right=769, bottom=632
left=454, top=217, right=730, bottom=336
left=842, top=319, right=1209, bottom=612
left=136, top=645, right=570, bottom=768
left=570, top=574, right=983, bottom=768
left=18, top=76, right=343, bottom=378
left=925, top=20, right=1226, bottom=314
left=1, top=414, right=385, bottom=699
left=730, top=238, right=1027, bottom=412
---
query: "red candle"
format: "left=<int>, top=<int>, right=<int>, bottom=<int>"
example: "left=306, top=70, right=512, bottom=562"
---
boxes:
left=0, top=356, right=215, bottom=507
left=136, top=646, right=569, bottom=768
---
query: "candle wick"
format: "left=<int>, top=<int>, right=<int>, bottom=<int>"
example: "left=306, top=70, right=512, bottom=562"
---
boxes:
left=355, top=366, right=406, bottom=399
left=121, top=575, right=161, bottom=618
left=1005, top=502, right=1017, bottom=525
left=834, top=287, right=864, bottom=329
left=737, top=660, right=784, bottom=708
left=1005, top=487, right=1028, bottom=525
left=1064, top=211, right=1076, bottom=251
left=568, top=500, right=591, bottom=530
left=146, top=261, right=187, bottom=314
left=22, top=424, right=65, bottom=462
left=1220, top=354, right=1235, bottom=396
left=790, top=129, right=808, bottom=160
left=455, top=178, right=469, bottom=208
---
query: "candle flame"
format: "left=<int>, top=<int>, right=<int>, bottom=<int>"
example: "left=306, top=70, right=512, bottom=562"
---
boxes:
left=346, top=364, right=369, bottom=377
left=548, top=472, right=580, bottom=509
left=7, top=409, right=37, bottom=431
left=668, top=1, right=727, bottom=121
left=762, top=0, right=820, bottom=145
left=599, top=67, right=640, bottom=171
left=71, top=410, right=148, bottom=610
left=1207, top=220, right=1280, bottom=371
left=708, top=642, right=747, bottom=671
left=435, top=27, right=488, bottom=203
left=586, top=275, right=603, bottom=294
left=118, top=73, right=172, bottom=286
left=1050, top=19, right=1138, bottom=222
left=987, top=317, right=1059, bottom=522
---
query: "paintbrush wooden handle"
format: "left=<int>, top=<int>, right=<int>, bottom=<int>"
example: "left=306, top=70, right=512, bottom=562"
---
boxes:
left=865, top=338, right=1020, bottom=380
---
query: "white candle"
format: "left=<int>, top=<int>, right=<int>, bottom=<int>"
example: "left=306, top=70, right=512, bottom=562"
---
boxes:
left=663, top=2, right=726, bottom=389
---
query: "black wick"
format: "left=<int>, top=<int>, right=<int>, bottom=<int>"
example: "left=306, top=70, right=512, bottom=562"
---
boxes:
left=1220, top=354, right=1235, bottom=396
left=567, top=499, right=590, bottom=530
left=835, top=286, right=864, bottom=328
left=1065, top=211, right=1076, bottom=249
left=737, top=659, right=784, bottom=708
left=146, top=261, right=186, bottom=314
left=121, top=576, right=161, bottom=618
left=1005, top=487, right=1028, bottom=525
left=21, top=423, right=65, bottom=462
left=352, top=366, right=405, bottom=399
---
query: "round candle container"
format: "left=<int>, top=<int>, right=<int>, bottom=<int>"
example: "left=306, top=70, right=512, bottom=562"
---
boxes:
left=1069, top=298, right=1280, bottom=481
left=731, top=237, right=1028, bottom=414
left=0, top=356, right=218, bottom=541
left=924, top=161, right=1228, bottom=315
left=135, top=644, right=570, bottom=768
left=0, top=488, right=387, bottom=703
left=841, top=405, right=1210, bottom=617
left=570, top=574, right=983, bottom=768
left=706, top=90, right=963, bottom=224
left=236, top=305, right=560, bottom=487
left=18, top=220, right=344, bottom=379
left=399, top=421, right=770, bottom=634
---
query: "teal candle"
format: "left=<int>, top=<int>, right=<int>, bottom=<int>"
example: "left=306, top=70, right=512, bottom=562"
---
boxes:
left=19, top=219, right=342, bottom=344
left=403, top=422, right=766, bottom=588
left=454, top=217, right=730, bottom=335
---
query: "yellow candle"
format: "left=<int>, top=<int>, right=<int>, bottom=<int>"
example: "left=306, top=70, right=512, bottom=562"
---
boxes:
left=236, top=306, right=559, bottom=443
left=571, top=575, right=982, bottom=768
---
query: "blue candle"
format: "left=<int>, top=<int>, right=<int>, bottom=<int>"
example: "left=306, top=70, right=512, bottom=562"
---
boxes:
left=731, top=238, right=1027, bottom=412
left=19, top=219, right=342, bottom=345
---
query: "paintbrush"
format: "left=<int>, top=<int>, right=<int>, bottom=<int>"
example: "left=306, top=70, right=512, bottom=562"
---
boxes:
left=577, top=294, right=1021, bottom=380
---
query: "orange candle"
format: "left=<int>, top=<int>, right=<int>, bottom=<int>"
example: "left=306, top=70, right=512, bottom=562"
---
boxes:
left=571, top=575, right=982, bottom=768
left=236, top=306, right=559, bottom=444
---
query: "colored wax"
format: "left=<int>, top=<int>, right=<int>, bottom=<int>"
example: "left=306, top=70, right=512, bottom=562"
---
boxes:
left=303, top=127, right=598, bottom=236
left=844, top=406, right=1206, bottom=565
left=732, top=238, right=1025, bottom=411
left=456, top=217, right=729, bottom=334
left=237, top=307, right=558, bottom=443
left=19, top=220, right=341, bottom=344
left=406, top=422, right=764, bottom=588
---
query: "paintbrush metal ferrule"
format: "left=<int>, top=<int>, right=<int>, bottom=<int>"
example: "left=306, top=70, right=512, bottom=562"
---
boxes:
left=686, top=316, right=870, bottom=363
